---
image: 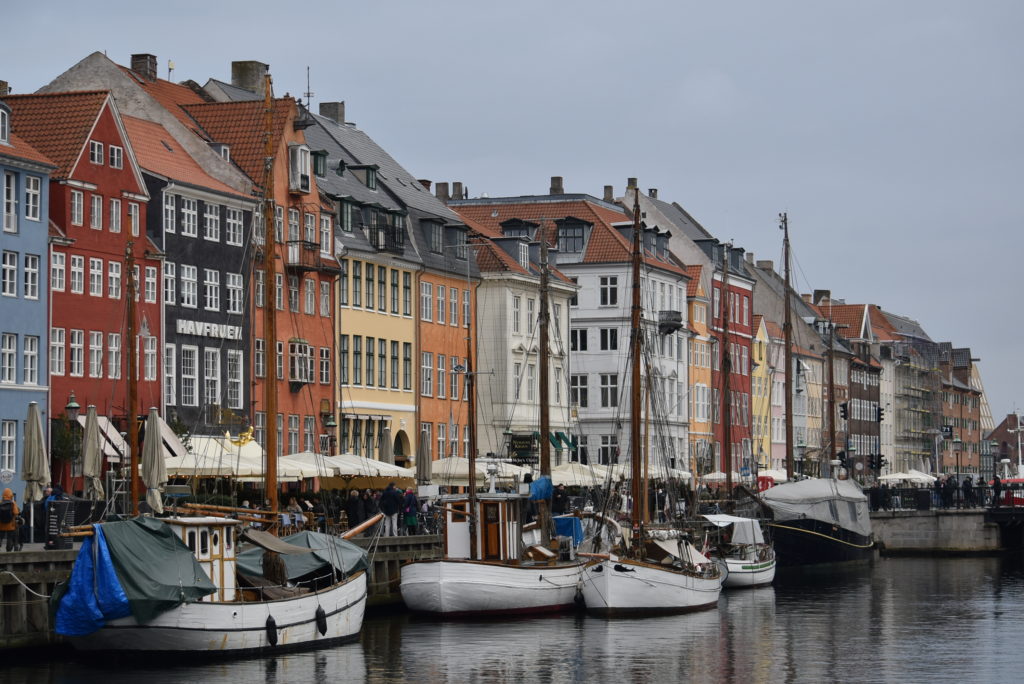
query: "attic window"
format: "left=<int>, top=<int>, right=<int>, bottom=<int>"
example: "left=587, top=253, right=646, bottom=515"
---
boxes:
left=557, top=220, right=586, bottom=253
left=518, top=242, right=530, bottom=270
left=288, top=144, right=311, bottom=194
left=366, top=168, right=377, bottom=190
left=312, top=151, right=327, bottom=178
left=428, top=222, right=443, bottom=253
left=0, top=107, right=10, bottom=145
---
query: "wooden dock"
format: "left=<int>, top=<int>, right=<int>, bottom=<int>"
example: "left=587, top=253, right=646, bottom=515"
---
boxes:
left=0, top=546, right=77, bottom=650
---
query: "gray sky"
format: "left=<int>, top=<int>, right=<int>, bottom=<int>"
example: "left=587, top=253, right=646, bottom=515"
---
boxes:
left=7, top=1, right=1022, bottom=421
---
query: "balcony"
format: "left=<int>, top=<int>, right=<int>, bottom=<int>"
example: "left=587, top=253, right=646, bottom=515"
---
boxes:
left=285, top=240, right=341, bottom=274
left=658, top=310, right=684, bottom=335
left=367, top=224, right=406, bottom=255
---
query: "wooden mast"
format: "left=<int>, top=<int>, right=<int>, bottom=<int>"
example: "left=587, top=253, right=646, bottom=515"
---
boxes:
left=466, top=289, right=478, bottom=559
left=781, top=213, right=795, bottom=480
left=721, top=242, right=733, bottom=495
left=125, top=241, right=139, bottom=515
left=827, top=321, right=837, bottom=468
left=260, top=71, right=279, bottom=520
left=536, top=232, right=553, bottom=544
left=629, top=187, right=644, bottom=554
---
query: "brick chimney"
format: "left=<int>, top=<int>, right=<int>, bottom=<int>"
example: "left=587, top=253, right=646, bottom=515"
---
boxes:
left=801, top=293, right=813, bottom=304
left=0, top=80, right=9, bottom=97
left=745, top=252, right=754, bottom=264
left=550, top=176, right=564, bottom=195
left=813, top=289, right=831, bottom=306
left=603, top=185, right=614, bottom=203
left=319, top=101, right=345, bottom=124
left=418, top=179, right=432, bottom=191
left=452, top=182, right=464, bottom=200
left=649, top=188, right=658, bottom=199
left=131, top=54, right=158, bottom=81
left=436, top=182, right=450, bottom=204
left=756, top=260, right=774, bottom=272
left=231, top=60, right=269, bottom=97
left=627, top=177, right=637, bottom=190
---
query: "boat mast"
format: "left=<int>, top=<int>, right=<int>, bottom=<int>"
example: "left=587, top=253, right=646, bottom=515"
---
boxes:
left=466, top=290, right=478, bottom=559
left=629, top=187, right=644, bottom=554
left=260, top=71, right=279, bottom=519
left=827, top=321, right=837, bottom=468
left=125, top=241, right=139, bottom=515
left=536, top=232, right=553, bottom=545
left=780, top=213, right=794, bottom=480
left=721, top=242, right=733, bottom=496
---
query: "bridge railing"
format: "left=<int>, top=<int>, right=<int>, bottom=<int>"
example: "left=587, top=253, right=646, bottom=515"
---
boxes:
left=868, top=484, right=1020, bottom=512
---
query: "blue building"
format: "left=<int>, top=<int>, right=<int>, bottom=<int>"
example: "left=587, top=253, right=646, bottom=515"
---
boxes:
left=0, top=93, right=54, bottom=502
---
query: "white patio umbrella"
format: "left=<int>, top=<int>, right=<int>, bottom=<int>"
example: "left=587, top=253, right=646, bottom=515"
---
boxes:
left=81, top=405, right=105, bottom=500
left=21, top=401, right=50, bottom=502
left=141, top=407, right=167, bottom=514
left=551, top=461, right=606, bottom=487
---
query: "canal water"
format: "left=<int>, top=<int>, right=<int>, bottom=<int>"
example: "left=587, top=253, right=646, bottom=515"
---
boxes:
left=8, top=556, right=1024, bottom=684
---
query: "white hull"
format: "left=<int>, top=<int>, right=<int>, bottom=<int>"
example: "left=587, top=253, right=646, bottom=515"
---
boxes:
left=581, top=556, right=721, bottom=615
left=71, top=572, right=367, bottom=654
left=400, top=559, right=585, bottom=615
left=722, top=557, right=776, bottom=588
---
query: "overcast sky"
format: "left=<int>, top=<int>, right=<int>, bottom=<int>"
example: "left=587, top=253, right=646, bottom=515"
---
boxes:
left=7, top=1, right=1022, bottom=421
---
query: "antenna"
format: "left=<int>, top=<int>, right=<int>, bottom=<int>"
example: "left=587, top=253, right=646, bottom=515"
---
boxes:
left=167, top=60, right=175, bottom=81
left=303, top=66, right=314, bottom=107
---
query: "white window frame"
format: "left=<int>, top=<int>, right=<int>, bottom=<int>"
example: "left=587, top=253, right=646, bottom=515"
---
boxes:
left=108, top=261, right=122, bottom=299
left=204, top=204, right=220, bottom=241
left=90, top=194, right=102, bottom=230
left=225, top=207, right=243, bottom=246
left=421, top=352, right=433, bottom=396
left=180, top=265, right=197, bottom=308
left=70, top=255, right=84, bottom=294
left=227, top=349, right=243, bottom=409
left=88, top=257, right=103, bottom=296
left=226, top=272, right=243, bottom=314
left=51, top=252, right=65, bottom=292
left=2, top=172, right=14, bottom=233
left=144, top=266, right=157, bottom=303
left=181, top=198, right=197, bottom=237
left=180, top=345, right=198, bottom=407
left=24, top=176, right=40, bottom=222
left=204, top=269, right=220, bottom=311
left=163, top=263, right=176, bottom=305
left=1, top=421, right=15, bottom=472
left=89, top=140, right=104, bottom=165
left=128, top=202, right=139, bottom=237
left=0, top=251, right=15, bottom=297
left=164, top=343, right=177, bottom=406
left=70, top=190, right=83, bottom=226
left=69, top=329, right=84, bottom=377
left=0, top=333, right=15, bottom=383
left=108, top=197, right=121, bottom=233
left=88, top=330, right=103, bottom=378
left=50, top=328, right=65, bottom=376
left=204, top=347, right=221, bottom=406
left=108, top=145, right=123, bottom=169
left=163, top=193, right=176, bottom=233
left=23, top=335, right=38, bottom=385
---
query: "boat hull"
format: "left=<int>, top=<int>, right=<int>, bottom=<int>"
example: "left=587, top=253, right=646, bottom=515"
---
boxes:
left=70, top=572, right=367, bottom=655
left=769, top=519, right=874, bottom=567
left=400, top=559, right=585, bottom=615
left=581, top=557, right=721, bottom=616
left=722, top=557, right=776, bottom=588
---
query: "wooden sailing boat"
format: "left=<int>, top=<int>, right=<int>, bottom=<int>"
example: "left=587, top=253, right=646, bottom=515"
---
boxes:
left=399, top=226, right=594, bottom=615
left=58, top=75, right=371, bottom=654
left=579, top=188, right=723, bottom=615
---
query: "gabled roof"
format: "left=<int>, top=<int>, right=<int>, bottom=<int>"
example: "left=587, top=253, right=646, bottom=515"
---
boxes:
left=465, top=216, right=572, bottom=283
left=881, top=309, right=932, bottom=342
left=182, top=98, right=293, bottom=189
left=116, top=66, right=210, bottom=136
left=764, top=319, right=784, bottom=340
left=818, top=303, right=867, bottom=338
left=3, top=90, right=109, bottom=178
left=121, top=116, right=248, bottom=200
left=0, top=130, right=55, bottom=168
left=866, top=305, right=899, bottom=341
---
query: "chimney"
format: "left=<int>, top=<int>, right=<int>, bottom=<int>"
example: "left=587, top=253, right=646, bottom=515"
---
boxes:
left=231, top=60, right=270, bottom=96
left=745, top=252, right=754, bottom=264
left=550, top=176, right=564, bottom=195
left=131, top=54, right=158, bottom=81
left=436, top=182, right=450, bottom=204
left=813, top=289, right=831, bottom=306
left=801, top=294, right=813, bottom=304
left=627, top=177, right=637, bottom=190
left=756, top=260, right=774, bottom=272
left=603, top=185, right=614, bottom=203
left=452, top=182, right=464, bottom=200
left=0, top=80, right=8, bottom=97
left=319, top=101, right=345, bottom=124
left=418, top=179, right=432, bottom=191
left=649, top=188, right=658, bottom=199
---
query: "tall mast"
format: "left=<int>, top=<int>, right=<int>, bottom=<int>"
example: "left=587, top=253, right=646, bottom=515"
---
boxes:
left=260, top=71, right=279, bottom=519
left=781, top=213, right=794, bottom=480
left=721, top=242, right=733, bottom=495
left=827, top=322, right=837, bottom=467
left=536, top=232, right=553, bottom=544
left=125, top=241, right=139, bottom=515
left=629, top=187, right=644, bottom=553
left=466, top=292, right=478, bottom=559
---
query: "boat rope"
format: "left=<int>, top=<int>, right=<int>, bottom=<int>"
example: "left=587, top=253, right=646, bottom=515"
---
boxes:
left=766, top=523, right=874, bottom=549
left=0, top=570, right=52, bottom=598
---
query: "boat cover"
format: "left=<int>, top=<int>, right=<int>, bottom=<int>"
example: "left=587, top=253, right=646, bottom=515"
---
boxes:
left=236, top=530, right=368, bottom=581
left=529, top=475, right=553, bottom=501
left=55, top=517, right=216, bottom=636
left=702, top=514, right=766, bottom=544
left=553, top=516, right=583, bottom=545
left=762, top=478, right=871, bottom=537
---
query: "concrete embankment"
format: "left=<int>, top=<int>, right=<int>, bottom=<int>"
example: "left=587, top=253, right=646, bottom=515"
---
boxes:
left=871, top=510, right=1002, bottom=555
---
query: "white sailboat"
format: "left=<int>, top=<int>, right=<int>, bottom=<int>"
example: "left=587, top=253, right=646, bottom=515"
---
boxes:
left=703, top=514, right=776, bottom=588
left=580, top=188, right=723, bottom=615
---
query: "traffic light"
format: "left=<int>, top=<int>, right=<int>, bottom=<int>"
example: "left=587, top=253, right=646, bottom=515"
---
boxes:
left=876, top=406, right=885, bottom=422
left=839, top=402, right=848, bottom=420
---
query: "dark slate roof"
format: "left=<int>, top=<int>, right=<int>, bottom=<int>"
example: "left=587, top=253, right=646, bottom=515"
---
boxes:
left=952, top=347, right=972, bottom=369
left=880, top=310, right=932, bottom=342
left=202, top=78, right=262, bottom=102
left=650, top=195, right=713, bottom=240
left=305, top=117, right=402, bottom=210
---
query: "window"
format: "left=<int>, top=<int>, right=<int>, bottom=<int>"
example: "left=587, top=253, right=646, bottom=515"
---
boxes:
left=599, top=276, right=618, bottom=306
left=2, top=173, right=13, bottom=233
left=276, top=273, right=285, bottom=310
left=304, top=212, right=316, bottom=243
left=90, top=194, right=102, bottom=230
left=599, top=328, right=618, bottom=351
left=288, top=415, right=299, bottom=455
left=181, top=198, right=197, bottom=237
left=403, top=343, right=412, bottom=390
left=352, top=260, right=362, bottom=307
left=0, top=334, right=14, bottom=383
left=450, top=355, right=459, bottom=398
left=420, top=282, right=432, bottom=321
left=203, top=204, right=220, bottom=241
left=22, top=250, right=38, bottom=296
left=163, top=194, right=176, bottom=233
left=512, top=296, right=521, bottom=334
left=341, top=202, right=353, bottom=233
left=51, top=253, right=65, bottom=292
left=71, top=191, right=83, bottom=225
left=88, top=258, right=103, bottom=296
left=0, top=251, right=14, bottom=297
left=69, top=329, right=84, bottom=377
left=288, top=341, right=312, bottom=383
left=437, top=422, right=446, bottom=458
left=527, top=298, right=535, bottom=332
left=353, top=337, right=362, bottom=384
left=107, top=334, right=121, bottom=379
left=225, top=208, right=243, bottom=246
left=204, top=269, right=220, bottom=311
left=527, top=363, right=536, bottom=401
left=420, top=423, right=432, bottom=462
left=164, top=344, right=176, bottom=406
left=364, top=337, right=374, bottom=387
left=0, top=109, right=7, bottom=144
left=437, top=285, right=446, bottom=324
left=339, top=260, right=348, bottom=306
left=89, top=140, right=104, bottom=165
left=429, top=223, right=443, bottom=253
left=365, top=266, right=376, bottom=311
left=50, top=328, right=65, bottom=376
left=437, top=354, right=446, bottom=399
left=23, top=335, right=38, bottom=385
left=391, top=342, right=400, bottom=389
left=378, top=267, right=386, bottom=310
left=145, top=267, right=157, bottom=303
left=421, top=352, right=433, bottom=396
left=338, top=335, right=348, bottom=385
left=255, top=339, right=266, bottom=378
left=1, top=421, right=15, bottom=472
left=571, top=374, right=588, bottom=408
left=513, top=362, right=522, bottom=400
left=304, top=278, right=315, bottom=314
left=304, top=416, right=316, bottom=453
left=600, top=374, right=618, bottom=408
left=24, top=176, right=40, bottom=221
left=320, top=347, right=331, bottom=385
left=109, top=145, right=123, bottom=169
left=180, top=265, right=197, bottom=308
left=320, top=215, right=332, bottom=254
left=204, top=348, right=221, bottom=406
left=391, top=269, right=400, bottom=314
left=288, top=275, right=299, bottom=312
left=226, top=273, right=243, bottom=314
left=378, top=339, right=386, bottom=387
left=288, top=144, right=312, bottom=193
left=142, top=336, right=157, bottom=381
left=570, top=328, right=587, bottom=352
left=558, top=222, right=585, bottom=252
left=129, top=203, right=140, bottom=237
left=403, top=272, right=412, bottom=315
left=275, top=206, right=283, bottom=243
left=180, top=346, right=197, bottom=406
left=70, top=256, right=84, bottom=294
left=88, top=331, right=103, bottom=378
left=463, top=289, right=470, bottom=328
left=599, top=435, right=618, bottom=465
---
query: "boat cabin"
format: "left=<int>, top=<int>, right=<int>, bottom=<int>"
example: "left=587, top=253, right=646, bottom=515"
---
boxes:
left=440, top=493, right=521, bottom=561
left=165, top=516, right=240, bottom=602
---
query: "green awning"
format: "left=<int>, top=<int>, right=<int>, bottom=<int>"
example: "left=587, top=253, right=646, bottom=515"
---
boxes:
left=549, top=432, right=561, bottom=448
left=556, top=431, right=573, bottom=449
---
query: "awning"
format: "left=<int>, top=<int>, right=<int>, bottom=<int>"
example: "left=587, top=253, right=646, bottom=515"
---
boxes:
left=78, top=415, right=128, bottom=461
left=548, top=432, right=561, bottom=449
left=157, top=415, right=188, bottom=459
left=702, top=514, right=766, bottom=544
left=556, top=432, right=573, bottom=449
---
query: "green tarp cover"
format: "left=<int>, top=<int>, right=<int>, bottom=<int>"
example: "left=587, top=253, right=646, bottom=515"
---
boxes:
left=236, top=530, right=368, bottom=581
left=100, top=517, right=217, bottom=623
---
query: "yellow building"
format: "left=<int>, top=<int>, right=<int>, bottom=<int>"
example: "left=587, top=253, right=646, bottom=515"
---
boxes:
left=685, top=265, right=714, bottom=474
left=750, top=316, right=772, bottom=470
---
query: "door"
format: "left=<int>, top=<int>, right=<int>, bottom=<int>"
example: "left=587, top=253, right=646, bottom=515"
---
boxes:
left=483, top=502, right=502, bottom=560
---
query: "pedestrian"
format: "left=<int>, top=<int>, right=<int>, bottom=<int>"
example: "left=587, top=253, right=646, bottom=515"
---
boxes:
left=933, top=479, right=942, bottom=508
left=552, top=484, right=568, bottom=515
left=402, top=488, right=419, bottom=536
left=379, top=482, right=404, bottom=536
left=880, top=482, right=890, bottom=511
left=345, top=490, right=364, bottom=531
left=993, top=475, right=1002, bottom=508
left=963, top=476, right=974, bottom=508
left=0, top=488, right=20, bottom=552
left=943, top=477, right=956, bottom=509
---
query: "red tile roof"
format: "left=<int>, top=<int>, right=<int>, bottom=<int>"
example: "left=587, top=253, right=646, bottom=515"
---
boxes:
left=470, top=236, right=529, bottom=276
left=1, top=131, right=54, bottom=167
left=117, top=66, right=210, bottom=137
left=764, top=320, right=784, bottom=339
left=182, top=99, right=294, bottom=189
left=122, top=116, right=247, bottom=199
left=685, top=264, right=703, bottom=297
left=819, top=304, right=866, bottom=337
left=4, top=91, right=109, bottom=178
left=866, top=305, right=899, bottom=341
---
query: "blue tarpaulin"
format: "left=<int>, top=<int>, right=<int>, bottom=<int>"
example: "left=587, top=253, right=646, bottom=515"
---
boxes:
left=55, top=525, right=131, bottom=636
left=554, top=516, right=584, bottom=545
left=529, top=475, right=553, bottom=501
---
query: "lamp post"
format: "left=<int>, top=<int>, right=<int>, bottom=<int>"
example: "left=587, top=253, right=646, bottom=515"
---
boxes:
left=953, top=436, right=963, bottom=508
left=64, top=392, right=81, bottom=490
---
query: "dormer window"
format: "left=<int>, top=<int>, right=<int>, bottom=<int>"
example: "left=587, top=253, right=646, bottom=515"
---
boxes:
left=366, top=167, right=377, bottom=190
left=428, top=222, right=443, bottom=253
left=518, top=242, right=530, bottom=269
left=556, top=218, right=588, bottom=253
left=451, top=228, right=467, bottom=260
left=0, top=106, right=10, bottom=145
left=312, top=150, right=327, bottom=178
left=348, top=164, right=379, bottom=190
left=208, top=142, right=231, bottom=162
left=288, top=144, right=311, bottom=194
left=500, top=218, right=537, bottom=240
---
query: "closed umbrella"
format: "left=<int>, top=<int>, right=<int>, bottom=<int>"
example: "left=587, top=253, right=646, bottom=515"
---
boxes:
left=82, top=405, right=105, bottom=500
left=21, top=401, right=50, bottom=502
left=141, top=407, right=167, bottom=514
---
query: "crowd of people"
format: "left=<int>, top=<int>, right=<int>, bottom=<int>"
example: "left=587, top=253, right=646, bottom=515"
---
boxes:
left=869, top=475, right=998, bottom=511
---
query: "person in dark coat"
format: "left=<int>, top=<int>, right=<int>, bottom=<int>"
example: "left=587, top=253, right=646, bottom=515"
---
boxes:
left=993, top=475, right=1002, bottom=508
left=379, top=482, right=404, bottom=536
left=551, top=484, right=568, bottom=515
left=345, top=490, right=364, bottom=531
left=943, top=477, right=956, bottom=509
left=962, top=476, right=974, bottom=508
left=402, top=488, right=419, bottom=536
left=879, top=482, right=890, bottom=511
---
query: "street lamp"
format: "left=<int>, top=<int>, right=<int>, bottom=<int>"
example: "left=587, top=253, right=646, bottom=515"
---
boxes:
left=65, top=392, right=81, bottom=422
